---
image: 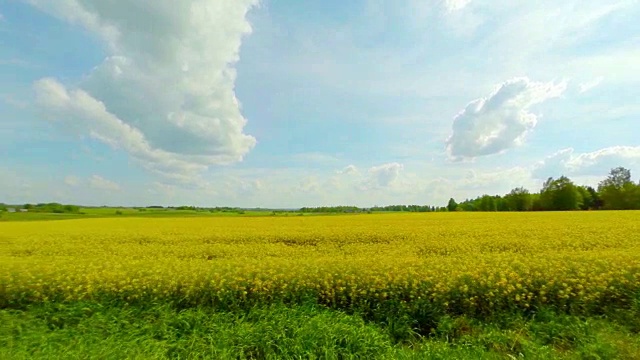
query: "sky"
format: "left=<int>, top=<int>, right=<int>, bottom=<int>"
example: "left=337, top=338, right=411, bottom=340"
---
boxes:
left=1, top=0, right=639, bottom=208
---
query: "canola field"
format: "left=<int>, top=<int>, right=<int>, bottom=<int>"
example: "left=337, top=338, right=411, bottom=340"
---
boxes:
left=2, top=212, right=640, bottom=316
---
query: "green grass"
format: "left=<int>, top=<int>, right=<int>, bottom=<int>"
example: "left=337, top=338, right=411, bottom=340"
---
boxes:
left=0, top=212, right=88, bottom=221
left=2, top=302, right=639, bottom=359
left=0, top=207, right=368, bottom=222
left=0, top=208, right=300, bottom=222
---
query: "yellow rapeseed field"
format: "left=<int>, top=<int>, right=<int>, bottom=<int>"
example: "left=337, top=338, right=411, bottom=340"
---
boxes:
left=2, top=212, right=640, bottom=315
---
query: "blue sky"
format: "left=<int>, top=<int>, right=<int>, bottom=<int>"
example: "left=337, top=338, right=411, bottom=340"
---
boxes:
left=1, top=0, right=639, bottom=207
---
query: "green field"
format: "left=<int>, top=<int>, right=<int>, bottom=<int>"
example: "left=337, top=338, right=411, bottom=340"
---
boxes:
left=0, top=207, right=286, bottom=222
left=3, top=302, right=640, bottom=359
left=2, top=211, right=640, bottom=359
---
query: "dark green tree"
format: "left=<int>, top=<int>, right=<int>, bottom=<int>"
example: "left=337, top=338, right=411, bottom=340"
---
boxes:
left=635, top=180, right=640, bottom=209
left=598, top=167, right=638, bottom=210
left=477, top=195, right=498, bottom=211
left=586, top=186, right=603, bottom=210
left=577, top=186, right=594, bottom=210
left=504, top=187, right=532, bottom=211
left=447, top=198, right=458, bottom=212
left=539, top=176, right=583, bottom=211
left=600, top=167, right=631, bottom=188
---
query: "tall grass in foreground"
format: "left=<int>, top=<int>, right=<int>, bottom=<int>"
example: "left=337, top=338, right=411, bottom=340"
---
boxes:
left=2, top=212, right=640, bottom=358
left=2, top=302, right=640, bottom=359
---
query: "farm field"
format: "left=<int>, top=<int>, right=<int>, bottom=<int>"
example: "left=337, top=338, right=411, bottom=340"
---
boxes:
left=2, top=211, right=640, bottom=359
left=0, top=207, right=277, bottom=222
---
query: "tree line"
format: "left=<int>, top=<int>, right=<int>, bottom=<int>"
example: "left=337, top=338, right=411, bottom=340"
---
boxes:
left=0, top=202, right=81, bottom=213
left=450, top=167, right=639, bottom=211
left=299, top=167, right=640, bottom=213
left=298, top=205, right=450, bottom=213
left=2, top=167, right=638, bottom=214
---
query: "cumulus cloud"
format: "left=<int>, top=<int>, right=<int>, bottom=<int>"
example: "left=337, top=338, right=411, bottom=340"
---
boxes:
left=446, top=77, right=567, bottom=159
left=533, top=146, right=640, bottom=179
left=34, top=78, right=212, bottom=177
left=29, top=0, right=258, bottom=180
left=368, top=162, right=404, bottom=187
left=89, top=175, right=121, bottom=191
left=337, top=165, right=359, bottom=175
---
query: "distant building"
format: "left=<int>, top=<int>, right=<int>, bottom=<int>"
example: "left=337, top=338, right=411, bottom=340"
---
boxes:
left=7, top=208, right=16, bottom=213
left=18, top=209, right=28, bottom=212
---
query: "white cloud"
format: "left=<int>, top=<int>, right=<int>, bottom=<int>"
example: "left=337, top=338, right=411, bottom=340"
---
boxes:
left=533, top=146, right=640, bottom=179
left=368, top=162, right=404, bottom=187
left=64, top=175, right=81, bottom=187
left=89, top=175, right=121, bottom=191
left=34, top=78, right=209, bottom=177
left=442, top=0, right=471, bottom=13
left=446, top=77, right=567, bottom=159
left=28, top=0, right=258, bottom=181
left=337, top=165, right=359, bottom=175
left=297, top=177, right=321, bottom=193
left=408, top=0, right=472, bottom=19
left=459, top=167, right=534, bottom=191
left=532, top=148, right=573, bottom=179
left=578, top=77, right=604, bottom=93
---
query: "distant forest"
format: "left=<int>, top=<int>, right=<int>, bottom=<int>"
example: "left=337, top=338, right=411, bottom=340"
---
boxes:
left=301, top=166, right=640, bottom=213
left=2, top=167, right=639, bottom=214
left=0, top=203, right=81, bottom=214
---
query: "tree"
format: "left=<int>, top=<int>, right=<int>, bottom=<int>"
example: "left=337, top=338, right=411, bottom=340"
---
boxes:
left=598, top=167, right=637, bottom=210
left=447, top=198, right=458, bottom=212
left=477, top=195, right=498, bottom=211
left=635, top=180, right=640, bottom=209
left=504, top=187, right=532, bottom=211
left=577, top=186, right=593, bottom=210
left=531, top=193, right=544, bottom=211
left=539, top=176, right=583, bottom=211
left=539, top=177, right=556, bottom=210
left=496, top=196, right=510, bottom=211
left=599, top=167, right=632, bottom=189
left=586, top=186, right=603, bottom=210
left=630, top=181, right=640, bottom=209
